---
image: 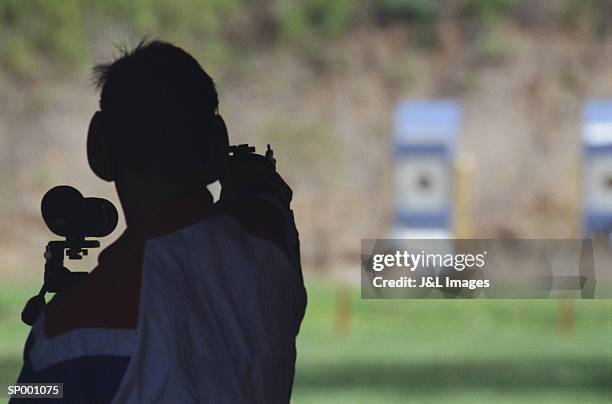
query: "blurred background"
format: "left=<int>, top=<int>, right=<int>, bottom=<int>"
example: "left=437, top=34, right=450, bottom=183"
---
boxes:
left=0, top=0, right=611, bottom=402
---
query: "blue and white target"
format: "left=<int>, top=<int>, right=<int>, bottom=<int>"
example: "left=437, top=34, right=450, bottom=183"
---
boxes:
left=582, top=99, right=612, bottom=236
left=392, top=100, right=461, bottom=239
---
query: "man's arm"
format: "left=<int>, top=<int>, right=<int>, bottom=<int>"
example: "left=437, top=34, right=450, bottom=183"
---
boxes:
left=219, top=158, right=302, bottom=270
left=13, top=320, right=129, bottom=403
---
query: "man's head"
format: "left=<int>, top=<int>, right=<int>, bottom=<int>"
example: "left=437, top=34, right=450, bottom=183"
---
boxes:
left=87, top=40, right=229, bottom=189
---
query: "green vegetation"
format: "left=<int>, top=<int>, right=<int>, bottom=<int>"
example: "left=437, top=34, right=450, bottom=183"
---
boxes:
left=0, top=0, right=608, bottom=78
left=293, top=285, right=611, bottom=403
left=0, top=282, right=609, bottom=402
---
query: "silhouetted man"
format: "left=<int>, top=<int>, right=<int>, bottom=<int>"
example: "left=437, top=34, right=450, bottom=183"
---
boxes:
left=15, top=41, right=307, bottom=403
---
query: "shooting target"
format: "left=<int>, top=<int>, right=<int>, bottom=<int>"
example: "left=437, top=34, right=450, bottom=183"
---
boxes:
left=395, top=157, right=449, bottom=213
left=585, top=156, right=612, bottom=212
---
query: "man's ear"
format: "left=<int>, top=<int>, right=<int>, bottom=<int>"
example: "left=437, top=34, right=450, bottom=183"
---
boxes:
left=87, top=111, right=114, bottom=182
left=203, top=114, right=229, bottom=184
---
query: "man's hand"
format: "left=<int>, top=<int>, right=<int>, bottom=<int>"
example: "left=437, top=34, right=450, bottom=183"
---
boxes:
left=220, top=158, right=292, bottom=207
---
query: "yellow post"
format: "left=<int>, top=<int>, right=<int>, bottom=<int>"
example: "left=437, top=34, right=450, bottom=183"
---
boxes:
left=571, top=155, right=582, bottom=238
left=335, top=286, right=351, bottom=337
left=557, top=299, right=575, bottom=336
left=557, top=156, right=581, bottom=336
left=453, top=153, right=474, bottom=239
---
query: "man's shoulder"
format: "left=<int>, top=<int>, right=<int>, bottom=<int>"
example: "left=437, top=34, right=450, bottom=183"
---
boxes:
left=43, top=232, right=145, bottom=338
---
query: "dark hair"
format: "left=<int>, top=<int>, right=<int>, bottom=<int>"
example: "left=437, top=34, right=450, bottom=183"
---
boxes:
left=92, top=40, right=220, bottom=180
left=94, top=40, right=218, bottom=116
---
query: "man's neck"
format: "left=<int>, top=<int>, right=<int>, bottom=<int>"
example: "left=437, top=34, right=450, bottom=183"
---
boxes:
left=116, top=179, right=210, bottom=229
